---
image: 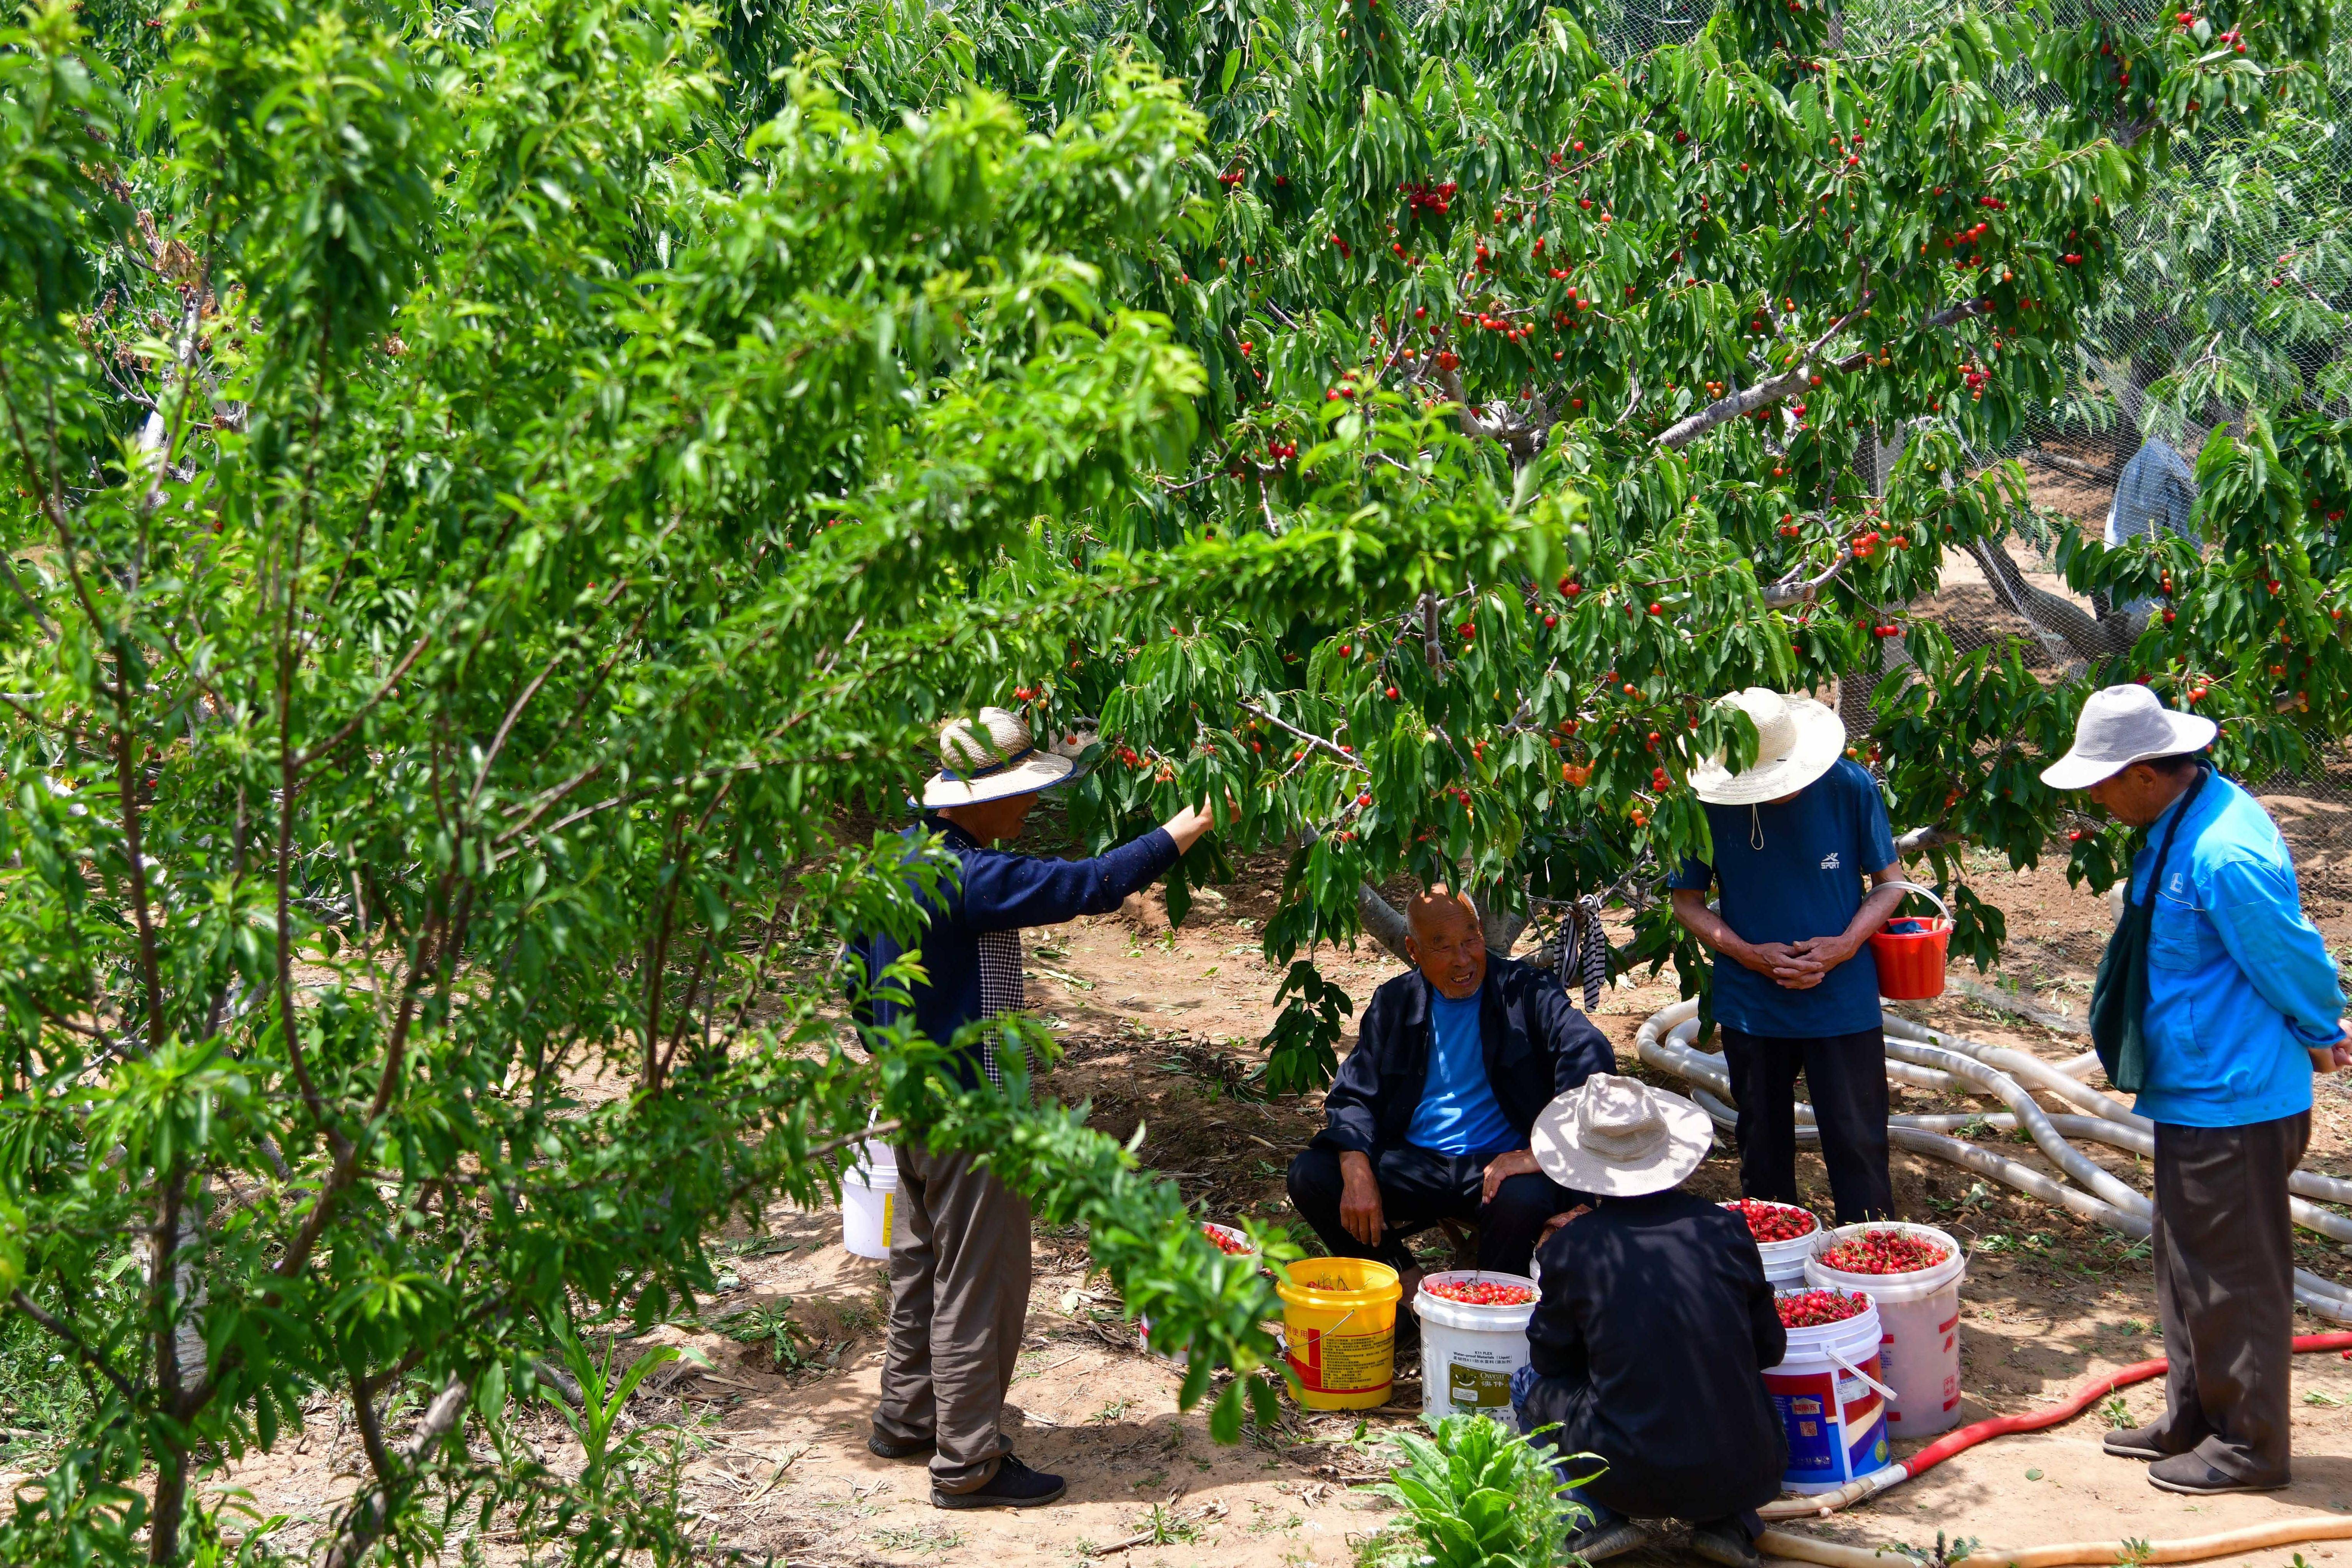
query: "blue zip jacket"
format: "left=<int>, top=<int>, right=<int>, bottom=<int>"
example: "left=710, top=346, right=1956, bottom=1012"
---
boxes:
left=847, top=816, right=1180, bottom=1086
left=2130, top=773, right=2345, bottom=1128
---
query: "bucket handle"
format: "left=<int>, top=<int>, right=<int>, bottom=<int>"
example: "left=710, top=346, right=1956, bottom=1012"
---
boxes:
left=1878, top=881, right=1953, bottom=926
left=1824, top=1343, right=1901, bottom=1404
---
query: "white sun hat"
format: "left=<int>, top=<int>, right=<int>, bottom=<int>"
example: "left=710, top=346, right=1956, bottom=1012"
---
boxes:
left=921, top=707, right=1075, bottom=808
left=1688, top=687, right=1848, bottom=806
left=2039, top=683, right=2217, bottom=791
left=1532, top=1074, right=1715, bottom=1198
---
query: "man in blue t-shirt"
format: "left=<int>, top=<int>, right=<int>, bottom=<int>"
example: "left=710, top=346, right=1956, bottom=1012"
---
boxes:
left=1667, top=689, right=1904, bottom=1222
left=1288, top=889, right=1613, bottom=1303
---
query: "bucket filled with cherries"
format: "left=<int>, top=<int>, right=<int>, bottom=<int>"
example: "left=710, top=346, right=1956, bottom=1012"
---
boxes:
left=1141, top=1220, right=1261, bottom=1358
left=1803, top=1221, right=1969, bottom=1437
left=1721, top=1198, right=1821, bottom=1285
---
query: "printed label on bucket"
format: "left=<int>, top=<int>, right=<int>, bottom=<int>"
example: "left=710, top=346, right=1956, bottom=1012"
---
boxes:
left=1289, top=1327, right=1394, bottom=1394
left=881, top=1191, right=895, bottom=1250
left=1448, top=1364, right=1513, bottom=1409
left=1766, top=1364, right=1889, bottom=1486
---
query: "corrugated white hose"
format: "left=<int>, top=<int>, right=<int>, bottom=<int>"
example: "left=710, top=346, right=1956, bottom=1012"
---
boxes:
left=1665, top=1013, right=2352, bottom=1241
left=1685, top=1082, right=2148, bottom=1236
left=1886, top=1017, right=2352, bottom=1212
left=1886, top=1016, right=2147, bottom=1125
left=1634, top=1002, right=2352, bottom=1318
left=1881, top=1036, right=2149, bottom=1213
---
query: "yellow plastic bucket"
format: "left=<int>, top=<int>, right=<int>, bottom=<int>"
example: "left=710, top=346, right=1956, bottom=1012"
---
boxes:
left=1276, top=1258, right=1401, bottom=1410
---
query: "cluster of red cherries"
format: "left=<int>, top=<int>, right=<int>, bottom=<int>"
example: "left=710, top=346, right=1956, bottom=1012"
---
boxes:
left=1822, top=1229, right=1951, bottom=1275
left=1201, top=1224, right=1253, bottom=1256
left=1424, top=1279, right=1536, bottom=1307
left=1724, top=1199, right=1818, bottom=1243
left=1778, top=1289, right=1870, bottom=1328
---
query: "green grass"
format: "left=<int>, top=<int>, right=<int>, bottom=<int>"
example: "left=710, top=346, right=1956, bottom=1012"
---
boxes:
left=0, top=1309, right=93, bottom=1462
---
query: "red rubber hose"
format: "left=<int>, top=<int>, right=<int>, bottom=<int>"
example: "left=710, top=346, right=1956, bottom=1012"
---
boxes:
left=1904, top=1333, right=2352, bottom=1475
left=1762, top=1332, right=2352, bottom=1519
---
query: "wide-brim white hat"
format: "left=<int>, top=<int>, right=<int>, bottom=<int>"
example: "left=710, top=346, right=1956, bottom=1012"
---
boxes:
left=2040, top=682, right=2217, bottom=791
left=1531, top=1074, right=1714, bottom=1198
left=1689, top=688, right=1846, bottom=806
left=921, top=706, right=1075, bottom=807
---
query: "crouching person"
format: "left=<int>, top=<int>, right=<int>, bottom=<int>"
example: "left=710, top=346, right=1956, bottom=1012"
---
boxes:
left=1511, top=1076, right=1789, bottom=1568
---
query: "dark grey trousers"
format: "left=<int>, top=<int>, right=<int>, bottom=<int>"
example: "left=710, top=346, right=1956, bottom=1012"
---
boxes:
left=1720, top=1025, right=1893, bottom=1225
left=2149, top=1111, right=2310, bottom=1485
left=872, top=1144, right=1033, bottom=1491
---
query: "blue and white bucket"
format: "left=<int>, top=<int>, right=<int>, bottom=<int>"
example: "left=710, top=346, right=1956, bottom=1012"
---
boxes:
left=1763, top=1291, right=1895, bottom=1494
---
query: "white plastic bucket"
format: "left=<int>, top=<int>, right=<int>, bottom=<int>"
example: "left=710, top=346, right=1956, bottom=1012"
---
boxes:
left=1414, top=1270, right=1538, bottom=1417
left=1722, top=1201, right=1822, bottom=1288
left=1764, top=1292, right=1894, bottom=1493
left=1802, top=1222, right=1967, bottom=1437
left=842, top=1151, right=900, bottom=1260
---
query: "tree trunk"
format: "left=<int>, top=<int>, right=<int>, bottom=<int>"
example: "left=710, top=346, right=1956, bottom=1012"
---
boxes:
left=1967, top=538, right=2138, bottom=665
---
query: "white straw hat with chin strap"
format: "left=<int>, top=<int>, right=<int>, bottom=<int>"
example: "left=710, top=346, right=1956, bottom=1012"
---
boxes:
left=921, top=707, right=1075, bottom=808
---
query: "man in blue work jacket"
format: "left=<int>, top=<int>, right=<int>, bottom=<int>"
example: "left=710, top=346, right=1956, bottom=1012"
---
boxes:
left=848, top=707, right=1216, bottom=1511
left=2045, top=683, right=2349, bottom=1496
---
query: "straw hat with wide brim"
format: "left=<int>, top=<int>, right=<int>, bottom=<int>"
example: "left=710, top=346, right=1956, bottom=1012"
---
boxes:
left=1531, top=1074, right=1714, bottom=1198
left=921, top=707, right=1075, bottom=808
left=1688, top=687, right=1847, bottom=806
left=2039, top=683, right=2217, bottom=791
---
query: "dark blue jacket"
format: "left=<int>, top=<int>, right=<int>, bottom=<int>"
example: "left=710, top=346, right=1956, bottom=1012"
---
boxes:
left=1312, top=956, right=1612, bottom=1156
left=848, top=816, right=1180, bottom=1086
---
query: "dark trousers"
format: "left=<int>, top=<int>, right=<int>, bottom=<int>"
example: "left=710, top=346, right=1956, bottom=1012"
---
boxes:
left=1721, top=1025, right=1892, bottom=1225
left=1288, top=1145, right=1582, bottom=1278
left=874, top=1144, right=1033, bottom=1492
left=2149, top=1112, right=2309, bottom=1485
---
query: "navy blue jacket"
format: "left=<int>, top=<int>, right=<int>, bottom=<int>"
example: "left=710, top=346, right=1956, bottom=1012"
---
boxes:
left=1312, top=957, right=1613, bottom=1156
left=848, top=816, right=1180, bottom=1085
left=1523, top=1190, right=1788, bottom=1521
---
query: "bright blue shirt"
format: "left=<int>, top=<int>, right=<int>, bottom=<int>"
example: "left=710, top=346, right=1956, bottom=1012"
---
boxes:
left=2128, top=773, right=2345, bottom=1128
left=1406, top=993, right=1518, bottom=1155
left=1667, top=759, right=1899, bottom=1038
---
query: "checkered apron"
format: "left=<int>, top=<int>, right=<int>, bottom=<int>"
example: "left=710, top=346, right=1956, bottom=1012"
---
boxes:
left=974, top=929, right=1025, bottom=1090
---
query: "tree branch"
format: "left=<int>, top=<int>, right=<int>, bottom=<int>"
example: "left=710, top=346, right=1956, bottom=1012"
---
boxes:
left=321, top=1375, right=470, bottom=1568
left=8, top=1289, right=137, bottom=1404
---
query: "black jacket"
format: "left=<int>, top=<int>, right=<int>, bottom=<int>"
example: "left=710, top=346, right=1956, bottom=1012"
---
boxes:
left=1312, top=956, right=1613, bottom=1156
left=1521, top=1190, right=1789, bottom=1522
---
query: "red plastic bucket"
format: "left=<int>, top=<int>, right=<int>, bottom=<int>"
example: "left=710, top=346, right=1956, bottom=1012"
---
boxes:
left=1868, top=883, right=1953, bottom=1001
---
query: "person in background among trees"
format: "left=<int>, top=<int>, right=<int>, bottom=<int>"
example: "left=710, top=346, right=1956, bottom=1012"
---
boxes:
left=1667, top=688, right=1906, bottom=1223
left=1512, top=1075, right=1787, bottom=1568
left=2045, top=684, right=2349, bottom=1496
left=1287, top=887, right=1613, bottom=1336
left=2101, top=436, right=2199, bottom=620
left=848, top=707, right=1218, bottom=1511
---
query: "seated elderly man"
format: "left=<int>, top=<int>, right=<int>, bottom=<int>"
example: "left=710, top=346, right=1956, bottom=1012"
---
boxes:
left=1287, top=888, right=1613, bottom=1305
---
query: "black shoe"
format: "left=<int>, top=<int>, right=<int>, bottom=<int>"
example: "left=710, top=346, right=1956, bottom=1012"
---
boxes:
left=1393, top=1310, right=1422, bottom=1361
left=2147, top=1452, right=2288, bottom=1496
left=868, top=1431, right=935, bottom=1461
left=932, top=1453, right=1067, bottom=1509
left=1563, top=1520, right=1647, bottom=1563
left=2101, top=1422, right=2184, bottom=1462
left=1690, top=1519, right=1762, bottom=1568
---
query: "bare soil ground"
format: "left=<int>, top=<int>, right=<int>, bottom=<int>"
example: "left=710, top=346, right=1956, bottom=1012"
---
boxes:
left=180, top=826, right=2352, bottom=1568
